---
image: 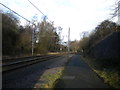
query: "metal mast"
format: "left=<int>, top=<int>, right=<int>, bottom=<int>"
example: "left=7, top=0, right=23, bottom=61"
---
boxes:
left=68, top=27, right=70, bottom=54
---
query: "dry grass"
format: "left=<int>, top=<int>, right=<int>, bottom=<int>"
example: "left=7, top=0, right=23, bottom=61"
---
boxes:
left=94, top=69, right=120, bottom=88
left=34, top=67, right=64, bottom=88
left=48, top=52, right=68, bottom=55
left=81, top=56, right=120, bottom=89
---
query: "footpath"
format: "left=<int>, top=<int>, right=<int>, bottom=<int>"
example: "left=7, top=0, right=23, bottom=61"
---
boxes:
left=55, top=54, right=109, bottom=88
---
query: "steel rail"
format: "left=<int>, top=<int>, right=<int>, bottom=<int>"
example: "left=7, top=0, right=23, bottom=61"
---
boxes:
left=2, top=55, right=60, bottom=72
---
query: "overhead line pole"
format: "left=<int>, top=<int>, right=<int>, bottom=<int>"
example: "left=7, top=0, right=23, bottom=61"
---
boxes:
left=68, top=27, right=70, bottom=56
left=27, top=0, right=54, bottom=55
left=0, top=3, right=36, bottom=56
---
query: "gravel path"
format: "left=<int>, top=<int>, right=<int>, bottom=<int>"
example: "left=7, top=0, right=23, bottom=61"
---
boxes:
left=3, top=55, right=73, bottom=88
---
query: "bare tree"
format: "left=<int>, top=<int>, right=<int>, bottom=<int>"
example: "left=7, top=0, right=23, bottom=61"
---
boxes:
left=111, top=0, right=120, bottom=24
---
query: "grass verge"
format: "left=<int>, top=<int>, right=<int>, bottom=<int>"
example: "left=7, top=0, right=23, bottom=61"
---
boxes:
left=34, top=67, right=64, bottom=88
left=94, top=69, right=120, bottom=88
left=81, top=56, right=120, bottom=89
left=34, top=55, right=73, bottom=88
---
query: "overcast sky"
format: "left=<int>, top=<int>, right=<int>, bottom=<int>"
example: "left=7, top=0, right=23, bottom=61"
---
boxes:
left=0, top=0, right=118, bottom=41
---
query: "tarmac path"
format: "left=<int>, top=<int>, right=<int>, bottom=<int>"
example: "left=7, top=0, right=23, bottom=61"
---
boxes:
left=55, top=54, right=109, bottom=88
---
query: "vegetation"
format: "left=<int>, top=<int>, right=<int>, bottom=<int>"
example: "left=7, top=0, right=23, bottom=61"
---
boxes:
left=81, top=56, right=120, bottom=88
left=79, top=19, right=120, bottom=88
left=70, top=40, right=79, bottom=52
left=2, top=11, right=20, bottom=56
left=2, top=11, right=62, bottom=57
left=35, top=19, right=61, bottom=54
left=78, top=2, right=120, bottom=86
left=78, top=20, right=119, bottom=55
left=34, top=67, right=64, bottom=88
left=94, top=70, right=120, bottom=88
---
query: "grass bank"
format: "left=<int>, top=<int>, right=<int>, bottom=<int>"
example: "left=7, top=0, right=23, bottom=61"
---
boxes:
left=81, top=56, right=120, bottom=89
left=34, top=67, right=64, bottom=88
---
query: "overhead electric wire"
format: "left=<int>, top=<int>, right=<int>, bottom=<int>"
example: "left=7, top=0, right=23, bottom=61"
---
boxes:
left=0, top=2, right=37, bottom=55
left=0, top=3, right=36, bottom=26
left=27, top=0, right=52, bottom=23
left=28, top=0, right=45, bottom=16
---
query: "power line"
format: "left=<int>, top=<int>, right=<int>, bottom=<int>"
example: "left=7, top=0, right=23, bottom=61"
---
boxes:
left=27, top=0, right=52, bottom=23
left=28, top=0, right=45, bottom=16
left=0, top=3, right=36, bottom=55
left=0, top=3, right=35, bottom=26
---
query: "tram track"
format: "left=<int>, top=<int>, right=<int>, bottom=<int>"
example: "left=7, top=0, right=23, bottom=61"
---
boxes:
left=2, top=55, right=61, bottom=72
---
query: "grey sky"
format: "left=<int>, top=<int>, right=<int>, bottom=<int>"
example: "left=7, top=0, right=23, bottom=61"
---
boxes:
left=1, top=0, right=118, bottom=41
